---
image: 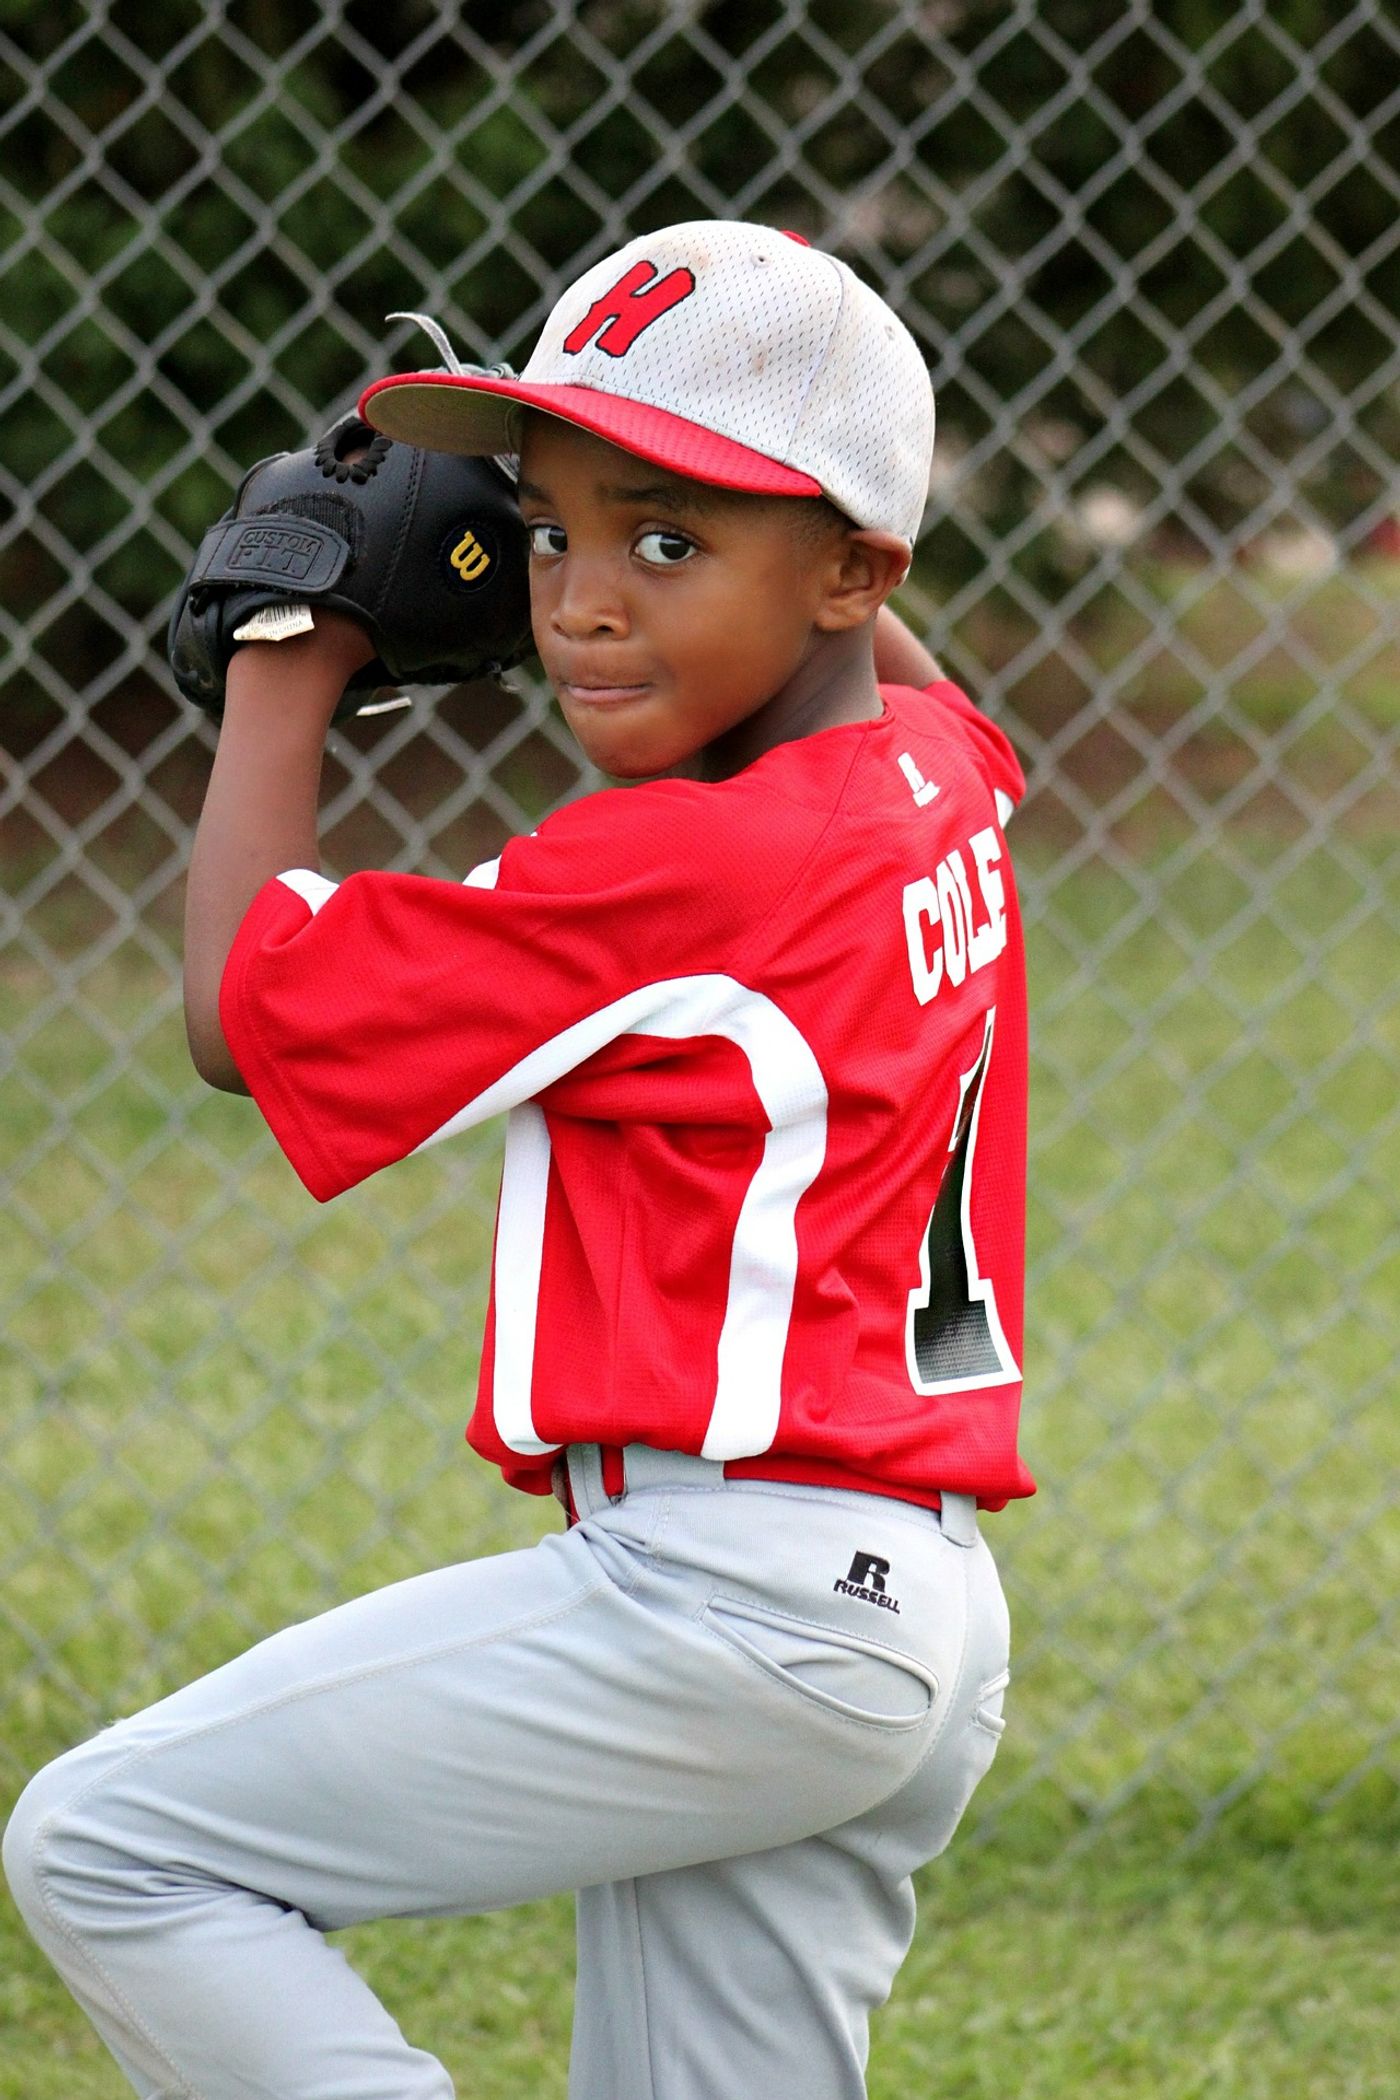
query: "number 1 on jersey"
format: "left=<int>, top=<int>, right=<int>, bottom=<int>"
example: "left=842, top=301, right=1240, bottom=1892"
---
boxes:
left=905, top=1009, right=1020, bottom=1395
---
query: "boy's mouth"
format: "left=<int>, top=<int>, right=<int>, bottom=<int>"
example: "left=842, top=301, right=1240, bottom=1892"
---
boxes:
left=559, top=679, right=652, bottom=708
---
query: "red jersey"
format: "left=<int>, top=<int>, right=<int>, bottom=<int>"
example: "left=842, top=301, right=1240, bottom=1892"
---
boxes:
left=221, top=682, right=1035, bottom=1510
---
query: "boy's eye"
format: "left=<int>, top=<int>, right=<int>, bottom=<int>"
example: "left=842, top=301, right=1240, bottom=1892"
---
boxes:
left=528, top=523, right=567, bottom=557
left=635, top=529, right=696, bottom=567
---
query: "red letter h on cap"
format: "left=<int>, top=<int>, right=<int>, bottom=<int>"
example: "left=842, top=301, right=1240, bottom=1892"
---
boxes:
left=563, top=260, right=697, bottom=359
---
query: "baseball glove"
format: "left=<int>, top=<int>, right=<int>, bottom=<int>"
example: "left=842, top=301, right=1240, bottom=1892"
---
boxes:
left=167, top=411, right=533, bottom=721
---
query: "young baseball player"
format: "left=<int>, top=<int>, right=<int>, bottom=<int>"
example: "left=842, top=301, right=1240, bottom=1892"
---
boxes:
left=5, top=221, right=1033, bottom=2100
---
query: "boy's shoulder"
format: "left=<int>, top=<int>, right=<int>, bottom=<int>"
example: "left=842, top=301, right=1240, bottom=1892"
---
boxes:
left=524, top=681, right=1020, bottom=851
left=503, top=719, right=860, bottom=880
left=879, top=680, right=1026, bottom=819
left=488, top=682, right=1023, bottom=937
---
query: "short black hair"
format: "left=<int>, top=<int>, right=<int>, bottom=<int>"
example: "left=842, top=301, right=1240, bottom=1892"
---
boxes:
left=789, top=493, right=855, bottom=543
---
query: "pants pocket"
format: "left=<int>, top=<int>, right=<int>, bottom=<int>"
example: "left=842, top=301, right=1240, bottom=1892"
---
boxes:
left=701, top=1595, right=936, bottom=1728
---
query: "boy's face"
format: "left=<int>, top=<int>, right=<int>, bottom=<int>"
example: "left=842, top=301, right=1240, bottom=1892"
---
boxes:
left=516, top=418, right=858, bottom=780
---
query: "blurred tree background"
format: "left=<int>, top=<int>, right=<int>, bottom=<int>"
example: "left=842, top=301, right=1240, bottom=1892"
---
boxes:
left=1, top=0, right=1395, bottom=750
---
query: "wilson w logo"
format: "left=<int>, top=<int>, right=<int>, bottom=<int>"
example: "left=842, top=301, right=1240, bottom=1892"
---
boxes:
left=563, top=259, right=696, bottom=358
left=449, top=531, right=491, bottom=582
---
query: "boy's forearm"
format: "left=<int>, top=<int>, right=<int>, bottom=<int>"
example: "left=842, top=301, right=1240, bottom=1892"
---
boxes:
left=873, top=605, right=944, bottom=687
left=184, top=619, right=370, bottom=1091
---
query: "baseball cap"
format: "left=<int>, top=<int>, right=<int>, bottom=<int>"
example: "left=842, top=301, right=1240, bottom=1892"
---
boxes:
left=359, top=220, right=935, bottom=544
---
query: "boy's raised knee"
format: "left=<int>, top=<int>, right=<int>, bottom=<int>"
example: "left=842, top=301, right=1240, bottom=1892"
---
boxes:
left=3, top=1734, right=130, bottom=1938
left=4, top=1750, right=78, bottom=1927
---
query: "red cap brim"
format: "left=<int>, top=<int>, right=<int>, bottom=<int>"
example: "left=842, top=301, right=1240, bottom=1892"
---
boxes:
left=358, top=370, right=823, bottom=498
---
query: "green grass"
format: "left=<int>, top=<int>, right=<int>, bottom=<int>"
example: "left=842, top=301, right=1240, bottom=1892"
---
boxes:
left=3, top=815, right=1398, bottom=2092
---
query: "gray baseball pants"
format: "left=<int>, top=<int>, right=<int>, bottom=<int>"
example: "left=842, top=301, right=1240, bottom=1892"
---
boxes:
left=4, top=1445, right=1010, bottom=2100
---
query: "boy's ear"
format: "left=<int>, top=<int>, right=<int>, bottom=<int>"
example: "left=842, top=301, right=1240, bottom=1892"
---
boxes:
left=814, top=530, right=912, bottom=632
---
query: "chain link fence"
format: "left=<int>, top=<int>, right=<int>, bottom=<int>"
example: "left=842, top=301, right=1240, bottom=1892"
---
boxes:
left=3, top=0, right=1397, bottom=1854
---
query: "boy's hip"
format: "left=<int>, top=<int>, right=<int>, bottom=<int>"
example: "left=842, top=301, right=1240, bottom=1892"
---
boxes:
left=560, top=1442, right=1009, bottom=1766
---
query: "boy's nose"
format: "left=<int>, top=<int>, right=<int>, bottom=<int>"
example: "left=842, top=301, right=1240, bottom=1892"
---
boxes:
left=548, top=560, right=629, bottom=639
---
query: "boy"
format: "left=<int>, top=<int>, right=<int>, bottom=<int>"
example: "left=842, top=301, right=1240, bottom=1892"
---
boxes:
left=5, top=221, right=1032, bottom=2100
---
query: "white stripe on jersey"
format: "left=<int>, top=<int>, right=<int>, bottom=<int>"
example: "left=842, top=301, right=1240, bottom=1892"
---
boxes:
left=276, top=868, right=339, bottom=913
left=411, top=975, right=829, bottom=1463
left=491, top=1102, right=555, bottom=1455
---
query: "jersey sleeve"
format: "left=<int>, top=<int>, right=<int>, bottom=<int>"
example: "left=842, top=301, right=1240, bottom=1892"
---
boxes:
left=219, top=784, right=758, bottom=1202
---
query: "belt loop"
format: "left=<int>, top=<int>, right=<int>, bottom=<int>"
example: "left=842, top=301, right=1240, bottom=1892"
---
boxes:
left=938, top=1491, right=978, bottom=1548
left=566, top=1445, right=609, bottom=1519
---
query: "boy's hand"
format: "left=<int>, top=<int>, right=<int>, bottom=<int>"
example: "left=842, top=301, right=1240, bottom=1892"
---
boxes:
left=168, top=412, right=534, bottom=722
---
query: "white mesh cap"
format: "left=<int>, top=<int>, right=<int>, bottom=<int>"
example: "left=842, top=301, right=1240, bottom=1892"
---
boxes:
left=362, top=220, right=936, bottom=543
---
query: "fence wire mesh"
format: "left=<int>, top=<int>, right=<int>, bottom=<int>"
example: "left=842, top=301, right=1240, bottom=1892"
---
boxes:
left=2, top=0, right=1397, bottom=1851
